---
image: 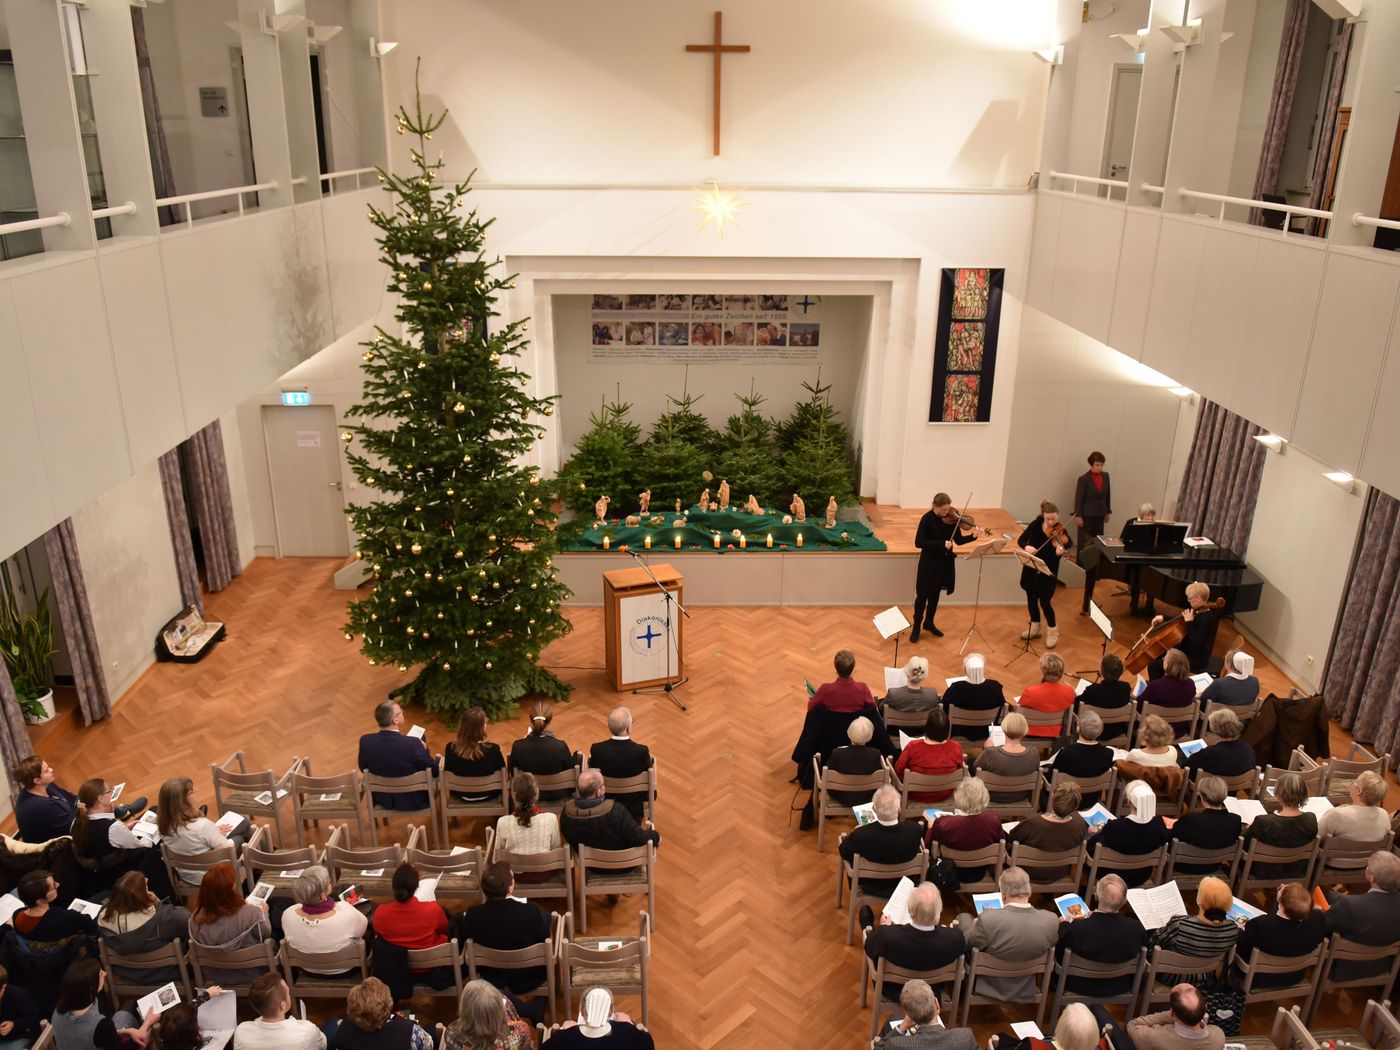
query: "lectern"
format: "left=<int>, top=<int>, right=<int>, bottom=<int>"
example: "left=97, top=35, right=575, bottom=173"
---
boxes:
left=603, top=565, right=685, bottom=691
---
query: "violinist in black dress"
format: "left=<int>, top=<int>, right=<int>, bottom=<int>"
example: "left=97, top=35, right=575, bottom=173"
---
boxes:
left=911, top=493, right=983, bottom=643
left=1017, top=499, right=1069, bottom=649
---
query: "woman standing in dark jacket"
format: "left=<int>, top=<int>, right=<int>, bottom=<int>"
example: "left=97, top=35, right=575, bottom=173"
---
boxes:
left=1074, top=452, right=1111, bottom=615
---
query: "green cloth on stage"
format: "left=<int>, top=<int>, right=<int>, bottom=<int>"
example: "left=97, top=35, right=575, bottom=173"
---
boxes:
left=560, top=505, right=887, bottom=552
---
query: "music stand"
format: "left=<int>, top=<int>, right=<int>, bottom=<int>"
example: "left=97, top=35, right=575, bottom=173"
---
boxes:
left=873, top=606, right=911, bottom=670
left=1007, top=548, right=1053, bottom=668
left=958, top=537, right=1006, bottom=656
left=1075, top=599, right=1115, bottom=677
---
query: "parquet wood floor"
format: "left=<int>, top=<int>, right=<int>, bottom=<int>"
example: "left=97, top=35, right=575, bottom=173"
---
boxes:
left=12, top=558, right=1384, bottom=1048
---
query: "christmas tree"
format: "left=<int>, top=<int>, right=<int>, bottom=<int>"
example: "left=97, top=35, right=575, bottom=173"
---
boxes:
left=342, top=69, right=572, bottom=722
left=779, top=377, right=856, bottom=507
left=559, top=397, right=642, bottom=517
left=715, top=384, right=783, bottom=508
left=637, top=390, right=716, bottom=508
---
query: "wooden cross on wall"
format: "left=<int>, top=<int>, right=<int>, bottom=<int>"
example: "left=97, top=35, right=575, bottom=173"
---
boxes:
left=686, top=11, right=750, bottom=156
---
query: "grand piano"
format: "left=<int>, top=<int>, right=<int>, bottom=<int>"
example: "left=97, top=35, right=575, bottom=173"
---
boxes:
left=1090, top=527, right=1264, bottom=616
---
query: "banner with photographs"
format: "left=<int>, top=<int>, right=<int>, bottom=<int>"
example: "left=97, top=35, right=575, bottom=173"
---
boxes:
left=589, top=293, right=822, bottom=363
left=928, top=268, right=1004, bottom=423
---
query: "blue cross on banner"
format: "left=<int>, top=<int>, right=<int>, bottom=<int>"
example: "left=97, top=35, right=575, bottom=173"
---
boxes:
left=636, top=624, right=661, bottom=649
left=796, top=295, right=817, bottom=314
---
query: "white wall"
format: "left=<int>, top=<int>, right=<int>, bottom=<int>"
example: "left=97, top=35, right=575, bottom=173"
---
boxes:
left=551, top=294, right=870, bottom=451
left=69, top=460, right=182, bottom=702
left=379, top=0, right=1053, bottom=189
left=1063, top=0, right=1151, bottom=179
left=1001, top=306, right=1184, bottom=525
left=1237, top=443, right=1366, bottom=693
left=1226, top=1, right=1282, bottom=200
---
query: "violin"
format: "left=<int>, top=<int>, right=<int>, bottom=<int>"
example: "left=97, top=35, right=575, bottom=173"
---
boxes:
left=957, top=514, right=995, bottom=539
left=1042, top=519, right=1072, bottom=549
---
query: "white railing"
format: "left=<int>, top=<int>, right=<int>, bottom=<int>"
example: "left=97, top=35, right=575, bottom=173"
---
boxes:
left=1352, top=212, right=1400, bottom=233
left=92, top=201, right=136, bottom=220
left=0, top=211, right=71, bottom=237
left=1178, top=187, right=1330, bottom=235
left=155, top=179, right=279, bottom=228
left=320, top=166, right=377, bottom=193
left=290, top=175, right=308, bottom=187
left=1140, top=183, right=1165, bottom=196
left=1046, top=170, right=1128, bottom=195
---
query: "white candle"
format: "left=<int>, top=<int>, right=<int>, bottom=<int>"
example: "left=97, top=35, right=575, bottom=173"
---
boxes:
left=766, top=534, right=773, bottom=548
left=602, top=535, right=610, bottom=550
left=796, top=533, right=804, bottom=548
left=675, top=534, right=683, bottom=549
left=644, top=534, right=651, bottom=550
left=739, top=535, right=747, bottom=549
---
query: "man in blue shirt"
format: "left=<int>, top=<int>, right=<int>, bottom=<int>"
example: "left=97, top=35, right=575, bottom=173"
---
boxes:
left=12, top=755, right=146, bottom=842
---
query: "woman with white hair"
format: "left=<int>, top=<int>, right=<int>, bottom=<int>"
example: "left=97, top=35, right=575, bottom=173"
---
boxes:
left=941, top=653, right=1005, bottom=742
left=543, top=987, right=653, bottom=1048
left=882, top=656, right=939, bottom=715
left=280, top=865, right=368, bottom=973
left=926, top=776, right=1004, bottom=880
left=1086, top=780, right=1168, bottom=887
left=973, top=712, right=1041, bottom=803
left=824, top=716, right=885, bottom=805
left=1201, top=650, right=1260, bottom=707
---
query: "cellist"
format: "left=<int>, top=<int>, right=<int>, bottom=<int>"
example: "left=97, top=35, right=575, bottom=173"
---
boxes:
left=1018, top=499, right=1068, bottom=649
left=1147, top=581, right=1219, bottom=678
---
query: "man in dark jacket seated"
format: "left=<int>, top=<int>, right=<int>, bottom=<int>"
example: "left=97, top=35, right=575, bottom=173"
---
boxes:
left=457, top=862, right=551, bottom=996
left=1054, top=874, right=1147, bottom=995
left=863, top=882, right=964, bottom=1000
left=358, top=700, right=437, bottom=810
left=560, top=770, right=660, bottom=857
left=587, top=707, right=653, bottom=822
left=841, top=785, right=924, bottom=902
left=1230, top=882, right=1326, bottom=987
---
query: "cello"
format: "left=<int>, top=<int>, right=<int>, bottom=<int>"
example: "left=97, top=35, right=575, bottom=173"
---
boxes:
left=1122, top=597, right=1227, bottom=675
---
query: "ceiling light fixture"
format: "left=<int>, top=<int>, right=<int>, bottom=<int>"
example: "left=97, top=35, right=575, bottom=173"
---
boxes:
left=693, top=179, right=747, bottom=237
left=1033, top=45, right=1064, bottom=65
left=1252, top=434, right=1287, bottom=453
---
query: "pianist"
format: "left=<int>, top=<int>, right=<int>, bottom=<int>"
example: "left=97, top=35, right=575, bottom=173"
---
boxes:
left=1148, top=581, right=1220, bottom=678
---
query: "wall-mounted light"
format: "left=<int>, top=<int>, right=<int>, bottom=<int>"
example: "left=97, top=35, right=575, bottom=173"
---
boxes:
left=370, top=37, right=398, bottom=58
left=1158, top=18, right=1201, bottom=47
left=1253, top=433, right=1287, bottom=453
left=1033, top=45, right=1064, bottom=65
left=310, top=24, right=342, bottom=44
left=1323, top=470, right=1357, bottom=493
left=1169, top=386, right=1194, bottom=400
left=225, top=11, right=306, bottom=36
left=1112, top=28, right=1148, bottom=52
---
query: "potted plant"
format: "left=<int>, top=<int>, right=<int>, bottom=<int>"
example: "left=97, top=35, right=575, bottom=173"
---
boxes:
left=0, top=587, right=56, bottom=724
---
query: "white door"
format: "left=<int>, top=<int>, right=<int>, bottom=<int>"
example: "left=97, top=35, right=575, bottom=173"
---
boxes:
left=1101, top=64, right=1142, bottom=200
left=261, top=405, right=350, bottom=557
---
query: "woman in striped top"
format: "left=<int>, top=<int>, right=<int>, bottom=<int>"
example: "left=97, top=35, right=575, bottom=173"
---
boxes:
left=1152, top=876, right=1239, bottom=984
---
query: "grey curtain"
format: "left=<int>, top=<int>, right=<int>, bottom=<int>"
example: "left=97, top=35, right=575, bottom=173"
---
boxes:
left=180, top=421, right=242, bottom=593
left=158, top=448, right=203, bottom=612
left=0, top=660, right=36, bottom=800
left=1305, top=22, right=1355, bottom=235
left=1250, top=0, right=1310, bottom=225
left=130, top=7, right=179, bottom=225
left=42, top=520, right=111, bottom=726
left=1173, top=399, right=1266, bottom=556
left=1324, top=487, right=1400, bottom=769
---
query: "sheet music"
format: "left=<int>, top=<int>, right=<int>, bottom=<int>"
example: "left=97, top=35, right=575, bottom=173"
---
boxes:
left=881, top=877, right=916, bottom=925
left=873, top=606, right=911, bottom=640
left=884, top=667, right=908, bottom=691
left=1126, top=882, right=1187, bottom=930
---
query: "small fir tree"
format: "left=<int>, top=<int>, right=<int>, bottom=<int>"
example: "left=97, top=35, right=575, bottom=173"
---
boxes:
left=715, top=384, right=784, bottom=508
left=779, top=377, right=856, bottom=507
left=559, top=398, right=642, bottom=516
left=637, top=391, right=715, bottom=508
left=342, top=69, right=571, bottom=722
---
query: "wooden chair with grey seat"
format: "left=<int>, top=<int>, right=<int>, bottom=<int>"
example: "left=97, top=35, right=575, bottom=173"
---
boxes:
left=210, top=751, right=301, bottom=848
left=835, top=844, right=929, bottom=946
left=559, top=910, right=650, bottom=1028
left=1134, top=947, right=1232, bottom=1016
left=1232, top=942, right=1328, bottom=1022
left=279, top=940, right=370, bottom=1002
left=189, top=939, right=278, bottom=995
left=860, top=946, right=964, bottom=1041
left=1301, top=936, right=1400, bottom=1026
left=161, top=841, right=239, bottom=904
left=958, top=946, right=1054, bottom=1029
left=1047, top=947, right=1147, bottom=1028
left=99, top=938, right=193, bottom=1013
left=364, top=768, right=440, bottom=848
left=811, top=755, right=889, bottom=852
left=465, top=912, right=563, bottom=1025
left=405, top=823, right=492, bottom=905
left=290, top=762, right=367, bottom=846
left=240, top=824, right=321, bottom=899
left=407, top=938, right=464, bottom=1004
left=324, top=824, right=402, bottom=900
left=576, top=841, right=656, bottom=934
left=493, top=844, right=575, bottom=919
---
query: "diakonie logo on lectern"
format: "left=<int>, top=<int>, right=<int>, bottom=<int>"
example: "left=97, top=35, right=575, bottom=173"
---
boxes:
left=628, top=615, right=668, bottom=657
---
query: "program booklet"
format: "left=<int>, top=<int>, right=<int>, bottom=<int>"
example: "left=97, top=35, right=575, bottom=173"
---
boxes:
left=1079, top=802, right=1113, bottom=830
left=1223, top=797, right=1267, bottom=823
left=972, top=893, right=1003, bottom=914
left=852, top=803, right=877, bottom=827
left=1178, top=739, right=1207, bottom=757
left=1054, top=893, right=1089, bottom=920
left=1225, top=897, right=1264, bottom=927
left=137, top=983, right=182, bottom=1017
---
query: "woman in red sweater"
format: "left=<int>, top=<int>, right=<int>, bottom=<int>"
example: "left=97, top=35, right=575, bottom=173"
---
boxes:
left=1016, top=652, right=1075, bottom=738
left=371, top=863, right=448, bottom=955
left=893, top=708, right=964, bottom=802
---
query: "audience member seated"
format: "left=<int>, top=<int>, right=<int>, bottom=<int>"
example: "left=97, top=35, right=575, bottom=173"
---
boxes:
left=941, top=654, right=1005, bottom=742
left=371, top=864, right=449, bottom=955
left=1169, top=776, right=1242, bottom=874
left=954, top=867, right=1058, bottom=1002
left=443, top=707, right=505, bottom=803
left=12, top=870, right=98, bottom=940
left=1049, top=713, right=1113, bottom=804
left=1183, top=710, right=1255, bottom=778
left=1016, top=654, right=1074, bottom=739
left=882, top=657, right=939, bottom=716
left=494, top=773, right=562, bottom=883
left=51, top=958, right=154, bottom=1050
left=1077, top=654, right=1131, bottom=711
left=1230, top=882, right=1325, bottom=987
left=587, top=706, right=653, bottom=822
left=157, top=776, right=250, bottom=880
left=326, top=977, right=432, bottom=1050
left=445, top=979, right=533, bottom=1050
left=872, top=978, right=975, bottom=1050
left=926, top=778, right=1003, bottom=881
left=1243, top=773, right=1316, bottom=878
left=973, top=713, right=1039, bottom=803
left=233, top=972, right=326, bottom=1050
left=11, top=757, right=144, bottom=845
left=358, top=700, right=436, bottom=811
left=1122, top=984, right=1225, bottom=1050
left=1152, top=877, right=1239, bottom=983
left=841, top=786, right=924, bottom=899
left=1319, top=770, right=1390, bottom=841
left=542, top=987, right=651, bottom=1049
left=808, top=649, right=874, bottom=714
left=1055, top=875, right=1147, bottom=995
left=893, top=710, right=964, bottom=803
left=1087, top=781, right=1167, bottom=888
left=560, top=770, right=660, bottom=856
left=1323, top=850, right=1400, bottom=979
left=458, top=862, right=551, bottom=996
left=0, top=965, right=40, bottom=1050
left=149, top=1000, right=216, bottom=1050
left=281, top=866, right=369, bottom=972
left=1200, top=651, right=1259, bottom=708
left=863, top=884, right=964, bottom=996
left=97, top=872, right=192, bottom=983
left=1138, top=650, right=1196, bottom=732
left=823, top=717, right=885, bottom=806
left=187, top=863, right=271, bottom=984
left=1148, top=583, right=1220, bottom=678
left=70, top=778, right=167, bottom=897
left=1126, top=716, right=1180, bottom=768
left=1007, top=783, right=1087, bottom=881
left=508, top=702, right=576, bottom=800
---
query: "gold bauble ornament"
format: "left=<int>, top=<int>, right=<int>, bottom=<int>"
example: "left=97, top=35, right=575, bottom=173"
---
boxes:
left=467, top=629, right=475, bottom=637
left=436, top=612, right=444, bottom=620
left=415, top=505, right=422, bottom=512
left=370, top=613, right=378, bottom=621
left=578, top=482, right=586, bottom=491
left=395, top=543, right=403, bottom=551
left=421, top=631, right=429, bottom=639
left=410, top=542, right=422, bottom=555
left=513, top=604, right=521, bottom=612
left=485, top=620, right=493, bottom=627
left=406, top=626, right=415, bottom=635
left=543, top=405, right=554, bottom=416
left=489, top=353, right=500, bottom=363
left=478, top=569, right=487, bottom=578
left=488, top=534, right=497, bottom=542
left=422, top=281, right=432, bottom=291
left=453, top=402, right=466, bottom=414
left=455, top=550, right=464, bottom=559
left=404, top=588, right=413, bottom=596
left=491, top=581, right=500, bottom=589
left=398, top=664, right=407, bottom=672
left=344, top=632, right=353, bottom=640
left=446, top=488, right=455, bottom=496
left=470, top=594, right=479, bottom=602
left=484, top=661, right=491, bottom=669
left=530, top=477, right=541, bottom=487
left=373, top=564, right=382, bottom=573
left=341, top=432, right=353, bottom=443
left=442, top=662, right=451, bottom=670
left=529, top=618, right=535, bottom=625
left=368, top=658, right=376, bottom=665
left=362, top=351, right=373, bottom=363
left=530, top=583, right=537, bottom=590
